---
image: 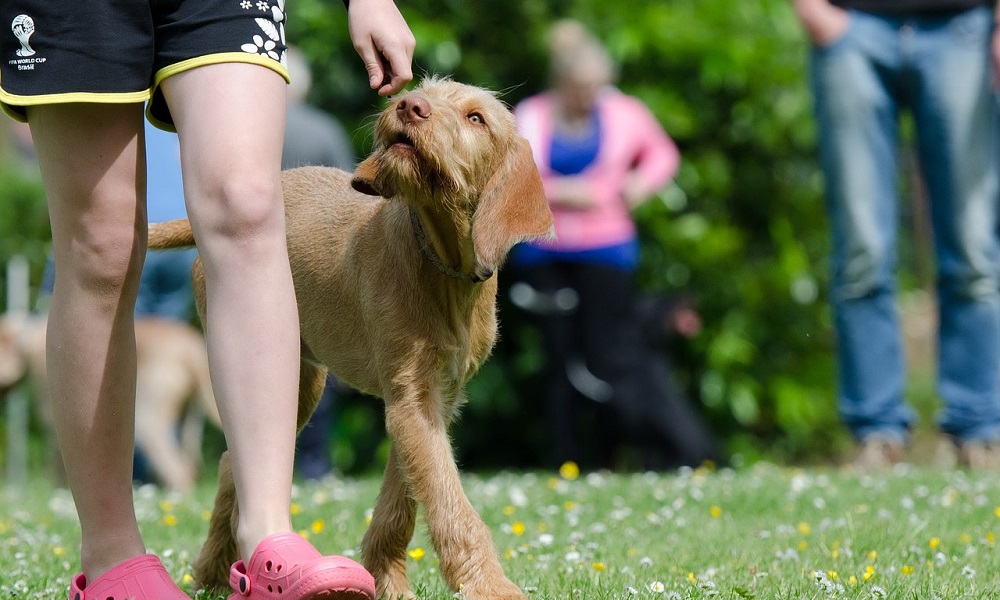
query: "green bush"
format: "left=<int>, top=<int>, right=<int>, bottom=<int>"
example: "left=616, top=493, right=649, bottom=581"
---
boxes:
left=0, top=165, right=48, bottom=313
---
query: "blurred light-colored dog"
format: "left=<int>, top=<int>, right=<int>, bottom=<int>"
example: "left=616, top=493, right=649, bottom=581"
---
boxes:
left=0, top=312, right=220, bottom=491
left=148, top=77, right=553, bottom=600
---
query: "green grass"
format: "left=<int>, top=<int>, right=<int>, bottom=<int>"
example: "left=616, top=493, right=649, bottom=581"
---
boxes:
left=2, top=464, right=998, bottom=599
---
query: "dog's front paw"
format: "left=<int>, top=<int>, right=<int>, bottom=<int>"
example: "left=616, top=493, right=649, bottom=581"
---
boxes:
left=372, top=560, right=416, bottom=600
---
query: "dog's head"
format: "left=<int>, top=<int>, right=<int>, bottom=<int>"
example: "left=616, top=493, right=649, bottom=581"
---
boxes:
left=352, top=77, right=553, bottom=278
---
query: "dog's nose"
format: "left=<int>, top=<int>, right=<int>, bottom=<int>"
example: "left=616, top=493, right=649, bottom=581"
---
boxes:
left=396, top=95, right=431, bottom=123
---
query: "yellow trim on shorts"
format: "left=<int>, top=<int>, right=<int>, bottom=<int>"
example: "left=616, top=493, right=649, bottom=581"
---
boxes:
left=147, top=52, right=291, bottom=131
left=0, top=88, right=151, bottom=122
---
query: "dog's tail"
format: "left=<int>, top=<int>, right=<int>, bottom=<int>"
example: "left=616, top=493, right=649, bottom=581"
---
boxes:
left=148, top=219, right=196, bottom=250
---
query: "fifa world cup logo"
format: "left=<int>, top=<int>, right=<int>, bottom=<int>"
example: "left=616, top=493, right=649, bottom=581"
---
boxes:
left=12, top=15, right=35, bottom=57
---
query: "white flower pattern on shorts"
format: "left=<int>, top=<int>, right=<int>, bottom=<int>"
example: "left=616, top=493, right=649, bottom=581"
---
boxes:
left=240, top=0, right=286, bottom=65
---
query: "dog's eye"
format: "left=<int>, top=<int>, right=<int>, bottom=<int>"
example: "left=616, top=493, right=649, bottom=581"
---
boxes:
left=467, top=112, right=486, bottom=125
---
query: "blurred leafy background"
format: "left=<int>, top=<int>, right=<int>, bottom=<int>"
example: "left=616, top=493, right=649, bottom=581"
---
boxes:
left=1, top=0, right=938, bottom=473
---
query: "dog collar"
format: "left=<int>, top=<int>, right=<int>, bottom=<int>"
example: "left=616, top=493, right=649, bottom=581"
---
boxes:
left=409, top=208, right=487, bottom=283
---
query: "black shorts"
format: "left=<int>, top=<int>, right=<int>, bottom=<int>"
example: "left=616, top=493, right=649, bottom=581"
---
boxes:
left=0, top=0, right=290, bottom=130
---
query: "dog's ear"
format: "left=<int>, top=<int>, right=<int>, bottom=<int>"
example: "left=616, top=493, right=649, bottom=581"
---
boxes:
left=351, top=154, right=384, bottom=196
left=472, top=137, right=553, bottom=278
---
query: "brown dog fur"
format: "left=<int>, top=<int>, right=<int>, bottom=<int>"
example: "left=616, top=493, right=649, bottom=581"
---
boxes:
left=0, top=312, right=220, bottom=491
left=147, top=78, right=553, bottom=600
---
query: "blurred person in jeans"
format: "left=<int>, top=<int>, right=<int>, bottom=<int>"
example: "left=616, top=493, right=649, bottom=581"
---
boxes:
left=511, top=20, right=722, bottom=470
left=793, top=0, right=1000, bottom=469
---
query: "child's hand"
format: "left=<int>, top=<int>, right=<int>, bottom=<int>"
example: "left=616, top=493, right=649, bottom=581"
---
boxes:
left=347, top=0, right=415, bottom=96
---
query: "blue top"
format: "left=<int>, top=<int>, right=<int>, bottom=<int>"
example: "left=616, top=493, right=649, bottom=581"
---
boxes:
left=512, top=110, right=639, bottom=270
left=548, top=111, right=601, bottom=176
left=145, top=121, right=187, bottom=224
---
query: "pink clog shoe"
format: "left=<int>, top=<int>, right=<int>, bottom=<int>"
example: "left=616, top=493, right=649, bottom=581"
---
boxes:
left=229, top=532, right=375, bottom=600
left=69, top=554, right=190, bottom=600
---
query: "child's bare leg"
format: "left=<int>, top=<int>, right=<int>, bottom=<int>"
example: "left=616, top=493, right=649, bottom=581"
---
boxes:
left=27, top=103, right=147, bottom=578
left=161, top=63, right=299, bottom=560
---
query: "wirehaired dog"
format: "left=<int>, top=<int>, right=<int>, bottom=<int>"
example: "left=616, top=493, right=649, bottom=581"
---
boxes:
left=148, top=77, right=553, bottom=600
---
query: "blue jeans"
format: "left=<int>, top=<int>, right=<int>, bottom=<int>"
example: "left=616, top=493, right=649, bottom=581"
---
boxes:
left=810, top=7, right=1000, bottom=443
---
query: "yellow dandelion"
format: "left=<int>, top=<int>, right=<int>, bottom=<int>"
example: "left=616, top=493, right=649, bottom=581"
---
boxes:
left=159, top=500, right=174, bottom=513
left=901, top=565, right=914, bottom=575
left=163, top=514, right=178, bottom=527
left=592, top=562, right=606, bottom=572
left=863, top=565, right=875, bottom=581
left=709, top=506, right=723, bottom=518
left=564, top=501, right=577, bottom=511
left=511, top=521, right=525, bottom=536
left=987, top=532, right=995, bottom=546
left=290, top=503, right=303, bottom=516
left=504, top=547, right=514, bottom=560
left=408, top=547, right=425, bottom=561
left=298, top=530, right=310, bottom=539
left=53, top=547, right=66, bottom=557
left=798, top=541, right=808, bottom=551
left=867, top=550, right=878, bottom=561
left=848, top=575, right=858, bottom=586
left=929, top=537, right=940, bottom=550
left=687, top=572, right=697, bottom=584
left=559, top=461, right=580, bottom=480
left=831, top=548, right=840, bottom=559
left=547, top=477, right=560, bottom=489
left=311, top=519, right=325, bottom=534
left=797, top=522, right=811, bottom=536
left=182, top=574, right=194, bottom=584
left=994, top=506, right=1000, bottom=518
left=959, top=533, right=972, bottom=545
left=502, top=505, right=516, bottom=516
left=827, top=570, right=838, bottom=580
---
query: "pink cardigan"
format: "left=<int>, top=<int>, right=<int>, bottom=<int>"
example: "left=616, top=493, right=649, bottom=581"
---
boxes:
left=514, top=88, right=680, bottom=251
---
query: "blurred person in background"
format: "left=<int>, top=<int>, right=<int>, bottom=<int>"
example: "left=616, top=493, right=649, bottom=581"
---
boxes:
left=793, top=0, right=1000, bottom=470
left=510, top=20, right=723, bottom=470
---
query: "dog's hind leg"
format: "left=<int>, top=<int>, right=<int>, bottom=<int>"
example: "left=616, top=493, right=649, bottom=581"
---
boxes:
left=382, top=386, right=526, bottom=600
left=296, top=356, right=327, bottom=432
left=361, top=446, right=418, bottom=600
left=193, top=450, right=240, bottom=590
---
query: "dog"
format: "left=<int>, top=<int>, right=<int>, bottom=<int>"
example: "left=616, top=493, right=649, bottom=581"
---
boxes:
left=0, top=312, right=221, bottom=491
left=147, top=77, right=553, bottom=600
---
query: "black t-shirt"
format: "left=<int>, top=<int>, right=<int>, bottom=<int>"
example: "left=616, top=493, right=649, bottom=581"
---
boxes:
left=831, top=0, right=990, bottom=12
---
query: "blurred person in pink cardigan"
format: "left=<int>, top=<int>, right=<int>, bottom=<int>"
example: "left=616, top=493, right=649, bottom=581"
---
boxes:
left=510, top=20, right=722, bottom=470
